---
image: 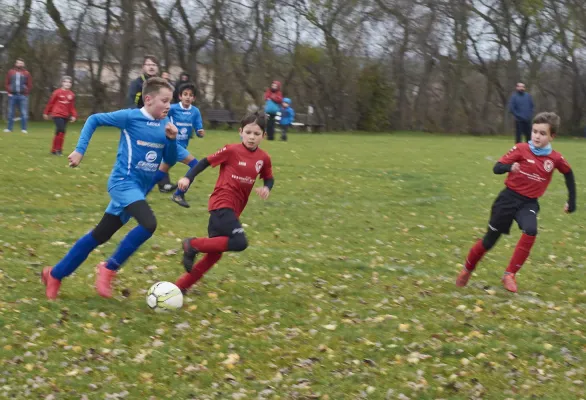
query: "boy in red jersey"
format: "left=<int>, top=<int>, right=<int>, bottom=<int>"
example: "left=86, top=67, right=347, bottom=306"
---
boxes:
left=174, top=112, right=274, bottom=292
left=43, top=76, right=77, bottom=155
left=456, top=112, right=576, bottom=293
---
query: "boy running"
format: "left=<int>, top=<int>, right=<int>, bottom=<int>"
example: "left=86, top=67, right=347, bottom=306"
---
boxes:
left=153, top=82, right=205, bottom=207
left=456, top=112, right=576, bottom=293
left=43, top=76, right=77, bottom=155
left=41, top=78, right=178, bottom=300
left=174, top=112, right=274, bottom=292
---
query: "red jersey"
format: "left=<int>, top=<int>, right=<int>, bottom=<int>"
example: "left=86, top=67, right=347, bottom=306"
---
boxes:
left=207, top=143, right=273, bottom=217
left=499, top=143, right=571, bottom=198
left=44, top=88, right=77, bottom=119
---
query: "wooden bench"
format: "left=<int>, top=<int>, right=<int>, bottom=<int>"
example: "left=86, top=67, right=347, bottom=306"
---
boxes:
left=206, top=109, right=240, bottom=129
left=291, top=113, right=325, bottom=132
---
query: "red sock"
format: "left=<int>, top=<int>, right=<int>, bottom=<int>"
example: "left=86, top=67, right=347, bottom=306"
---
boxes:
left=506, top=234, right=536, bottom=274
left=465, top=240, right=487, bottom=271
left=57, top=132, right=65, bottom=151
left=51, top=134, right=59, bottom=152
left=190, top=237, right=229, bottom=253
left=176, top=253, right=223, bottom=290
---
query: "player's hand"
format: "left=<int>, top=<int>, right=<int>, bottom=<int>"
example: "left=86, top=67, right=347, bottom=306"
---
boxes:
left=70, top=117, right=76, bottom=123
left=197, top=129, right=205, bottom=138
left=511, top=162, right=521, bottom=173
left=43, top=114, right=49, bottom=120
left=255, top=186, right=270, bottom=200
left=68, top=151, right=83, bottom=168
left=565, top=202, right=576, bottom=214
left=178, top=177, right=191, bottom=191
left=165, top=122, right=178, bottom=140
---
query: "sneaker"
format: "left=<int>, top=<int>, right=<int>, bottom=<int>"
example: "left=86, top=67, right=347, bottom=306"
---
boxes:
left=21, top=130, right=28, bottom=134
left=50, top=151, right=58, bottom=155
left=3, top=129, right=11, bottom=133
left=171, top=194, right=190, bottom=208
left=56, top=150, right=63, bottom=156
left=95, top=261, right=117, bottom=298
left=456, top=268, right=472, bottom=287
left=41, top=267, right=61, bottom=300
left=159, top=183, right=178, bottom=193
left=176, top=273, right=197, bottom=293
left=502, top=273, right=518, bottom=293
left=182, top=238, right=199, bottom=273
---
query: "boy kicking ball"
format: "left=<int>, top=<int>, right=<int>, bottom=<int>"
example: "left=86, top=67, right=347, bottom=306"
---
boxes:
left=456, top=112, right=576, bottom=293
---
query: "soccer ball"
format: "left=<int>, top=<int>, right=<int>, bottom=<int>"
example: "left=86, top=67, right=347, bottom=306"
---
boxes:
left=146, top=282, right=183, bottom=312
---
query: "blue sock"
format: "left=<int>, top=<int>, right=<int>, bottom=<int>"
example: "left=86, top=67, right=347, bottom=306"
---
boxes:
left=51, top=233, right=100, bottom=280
left=175, top=158, right=198, bottom=197
left=105, top=225, right=153, bottom=270
left=146, top=170, right=168, bottom=195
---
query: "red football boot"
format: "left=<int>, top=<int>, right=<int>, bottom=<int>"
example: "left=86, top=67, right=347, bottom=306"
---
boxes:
left=42, top=267, right=62, bottom=300
left=95, top=262, right=117, bottom=298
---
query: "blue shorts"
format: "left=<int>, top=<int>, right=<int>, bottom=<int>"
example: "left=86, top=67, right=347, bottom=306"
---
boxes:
left=163, top=143, right=191, bottom=164
left=106, top=181, right=147, bottom=224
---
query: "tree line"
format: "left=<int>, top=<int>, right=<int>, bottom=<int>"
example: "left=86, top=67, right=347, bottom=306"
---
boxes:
left=2, top=0, right=586, bottom=134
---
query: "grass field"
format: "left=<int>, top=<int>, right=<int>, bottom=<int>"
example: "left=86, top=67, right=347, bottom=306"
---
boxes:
left=0, top=122, right=585, bottom=399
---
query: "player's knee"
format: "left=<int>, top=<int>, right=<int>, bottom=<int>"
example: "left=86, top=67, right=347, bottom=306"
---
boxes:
left=523, top=226, right=538, bottom=236
left=91, top=229, right=113, bottom=245
left=228, top=234, right=248, bottom=252
left=140, top=216, right=158, bottom=234
left=482, top=229, right=500, bottom=251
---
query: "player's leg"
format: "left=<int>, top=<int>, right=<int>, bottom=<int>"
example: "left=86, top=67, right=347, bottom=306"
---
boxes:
left=156, top=161, right=176, bottom=193
left=171, top=150, right=198, bottom=208
left=57, top=118, right=68, bottom=154
left=456, top=191, right=515, bottom=287
left=50, top=118, right=60, bottom=154
left=53, top=118, right=67, bottom=155
left=96, top=200, right=157, bottom=297
left=176, top=209, right=243, bottom=291
left=281, top=125, right=288, bottom=141
left=502, top=202, right=539, bottom=292
left=42, top=213, right=124, bottom=299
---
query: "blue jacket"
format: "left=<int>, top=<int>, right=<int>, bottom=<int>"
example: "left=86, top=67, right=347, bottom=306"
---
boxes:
left=509, top=92, right=534, bottom=122
left=280, top=99, right=295, bottom=126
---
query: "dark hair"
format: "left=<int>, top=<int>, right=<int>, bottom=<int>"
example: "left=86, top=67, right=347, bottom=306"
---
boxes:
left=533, top=112, right=561, bottom=136
left=143, top=55, right=158, bottom=65
left=240, top=111, right=266, bottom=132
left=16, top=58, right=24, bottom=62
left=178, top=82, right=197, bottom=97
left=142, top=77, right=173, bottom=99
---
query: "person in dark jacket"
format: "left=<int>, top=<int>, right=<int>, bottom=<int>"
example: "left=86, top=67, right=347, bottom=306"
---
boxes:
left=173, top=72, right=191, bottom=103
left=508, top=82, right=534, bottom=143
left=4, top=58, right=33, bottom=133
left=127, top=55, right=159, bottom=108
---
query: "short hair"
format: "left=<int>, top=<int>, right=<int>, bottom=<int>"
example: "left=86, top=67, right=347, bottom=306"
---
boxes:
left=240, top=111, right=266, bottom=132
left=178, top=82, right=197, bottom=97
left=143, top=55, right=158, bottom=65
left=62, top=75, right=73, bottom=82
left=142, top=77, right=173, bottom=99
left=533, top=112, right=560, bottom=136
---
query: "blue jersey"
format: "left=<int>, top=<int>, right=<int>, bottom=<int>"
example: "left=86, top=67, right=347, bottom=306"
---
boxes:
left=75, top=108, right=178, bottom=193
left=168, top=103, right=203, bottom=149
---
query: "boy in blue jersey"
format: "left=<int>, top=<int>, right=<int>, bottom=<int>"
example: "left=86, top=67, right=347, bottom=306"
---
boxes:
left=154, top=82, right=205, bottom=208
left=41, top=77, right=178, bottom=300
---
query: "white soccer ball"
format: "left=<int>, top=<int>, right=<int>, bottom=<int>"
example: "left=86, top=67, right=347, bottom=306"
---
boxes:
left=146, top=282, right=183, bottom=312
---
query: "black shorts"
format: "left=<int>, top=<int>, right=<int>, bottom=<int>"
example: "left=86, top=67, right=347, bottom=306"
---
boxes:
left=488, top=188, right=539, bottom=235
left=208, top=208, right=244, bottom=238
left=53, top=117, right=68, bottom=134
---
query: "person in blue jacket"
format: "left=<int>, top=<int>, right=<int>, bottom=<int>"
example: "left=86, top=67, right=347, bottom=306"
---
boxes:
left=508, top=82, right=534, bottom=143
left=279, top=98, right=295, bottom=141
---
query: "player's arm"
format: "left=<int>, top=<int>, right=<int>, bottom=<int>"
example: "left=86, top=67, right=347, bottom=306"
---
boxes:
left=69, top=110, right=130, bottom=167
left=494, top=146, right=522, bottom=174
left=43, top=91, right=57, bottom=118
left=162, top=122, right=179, bottom=167
left=193, top=109, right=204, bottom=137
left=70, top=94, right=78, bottom=122
left=557, top=156, right=576, bottom=213
left=256, top=157, right=274, bottom=200
left=177, top=158, right=210, bottom=191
